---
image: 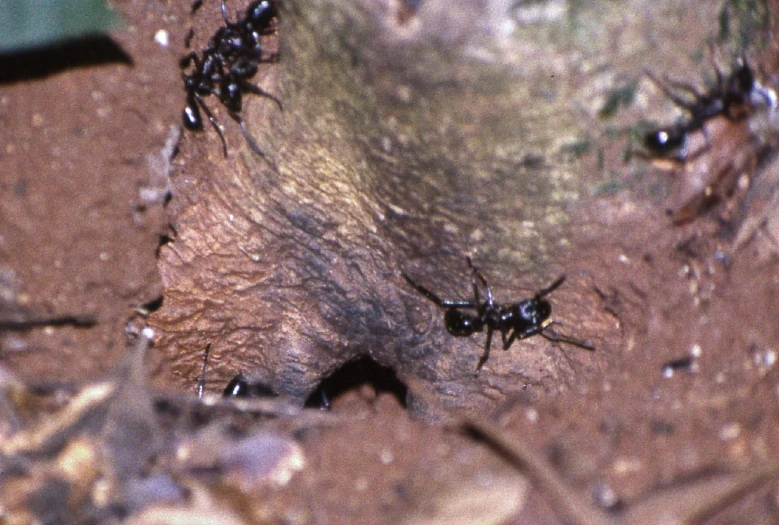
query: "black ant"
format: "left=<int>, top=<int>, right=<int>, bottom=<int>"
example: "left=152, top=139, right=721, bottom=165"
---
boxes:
left=636, top=56, right=778, bottom=222
left=181, top=0, right=282, bottom=158
left=197, top=343, right=277, bottom=399
left=196, top=344, right=331, bottom=408
left=641, top=57, right=775, bottom=161
left=402, top=257, right=594, bottom=375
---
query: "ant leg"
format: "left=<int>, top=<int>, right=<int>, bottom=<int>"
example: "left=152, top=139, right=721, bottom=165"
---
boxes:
left=466, top=257, right=493, bottom=307
left=195, top=94, right=229, bottom=156
left=503, top=329, right=516, bottom=350
left=465, top=257, right=482, bottom=306
left=197, top=343, right=212, bottom=399
left=191, top=0, right=204, bottom=14
left=503, top=320, right=547, bottom=349
left=242, top=80, right=284, bottom=111
left=319, top=390, right=331, bottom=410
left=180, top=51, right=201, bottom=69
left=475, top=326, right=494, bottom=374
left=665, top=78, right=709, bottom=99
left=225, top=109, right=277, bottom=168
left=239, top=119, right=266, bottom=157
left=401, top=273, right=476, bottom=308
left=705, top=40, right=729, bottom=93
left=500, top=327, right=513, bottom=350
left=536, top=275, right=566, bottom=299
left=700, top=122, right=713, bottom=152
left=184, top=28, right=195, bottom=49
left=221, top=0, right=231, bottom=23
left=645, top=70, right=701, bottom=112
left=230, top=110, right=262, bottom=151
left=540, top=331, right=595, bottom=350
left=540, top=321, right=595, bottom=350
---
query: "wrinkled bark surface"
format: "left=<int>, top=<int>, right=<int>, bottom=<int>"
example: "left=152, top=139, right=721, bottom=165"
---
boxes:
left=151, top=0, right=652, bottom=413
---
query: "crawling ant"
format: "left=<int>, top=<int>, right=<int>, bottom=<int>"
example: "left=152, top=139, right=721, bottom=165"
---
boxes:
left=197, top=343, right=277, bottom=399
left=641, top=57, right=775, bottom=161
left=181, top=0, right=281, bottom=158
left=196, top=344, right=331, bottom=408
left=402, top=257, right=594, bottom=375
left=221, top=372, right=277, bottom=397
left=637, top=56, right=777, bottom=222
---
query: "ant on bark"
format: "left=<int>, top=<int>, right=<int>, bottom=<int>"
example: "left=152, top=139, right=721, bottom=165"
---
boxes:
left=402, top=257, right=594, bottom=375
left=636, top=55, right=778, bottom=222
left=197, top=343, right=277, bottom=399
left=181, top=0, right=282, bottom=158
left=196, top=344, right=331, bottom=408
left=642, top=57, right=775, bottom=161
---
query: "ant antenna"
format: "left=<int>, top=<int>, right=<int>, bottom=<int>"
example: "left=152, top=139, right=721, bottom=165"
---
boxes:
left=197, top=343, right=211, bottom=399
left=536, top=275, right=566, bottom=298
left=466, top=256, right=492, bottom=305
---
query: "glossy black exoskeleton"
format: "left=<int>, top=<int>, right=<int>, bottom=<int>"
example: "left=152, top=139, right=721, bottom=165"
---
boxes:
left=182, top=0, right=281, bottom=158
left=222, top=372, right=277, bottom=397
left=195, top=343, right=335, bottom=410
left=642, top=58, right=774, bottom=161
left=197, top=343, right=277, bottom=399
left=642, top=125, right=689, bottom=159
left=402, top=257, right=594, bottom=375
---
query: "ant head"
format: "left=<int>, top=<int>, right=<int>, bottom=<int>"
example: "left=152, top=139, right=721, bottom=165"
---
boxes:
left=247, top=0, right=276, bottom=29
left=517, top=274, right=565, bottom=325
left=514, top=298, right=551, bottom=326
left=444, top=309, right=479, bottom=337
left=731, top=59, right=755, bottom=93
left=223, top=373, right=276, bottom=398
left=221, top=80, right=243, bottom=110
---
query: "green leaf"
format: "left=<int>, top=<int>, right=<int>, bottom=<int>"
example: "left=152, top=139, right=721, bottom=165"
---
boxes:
left=0, top=0, right=121, bottom=53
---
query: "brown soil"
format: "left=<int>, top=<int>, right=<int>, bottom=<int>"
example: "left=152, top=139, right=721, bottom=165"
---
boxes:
left=2, top=1, right=779, bottom=524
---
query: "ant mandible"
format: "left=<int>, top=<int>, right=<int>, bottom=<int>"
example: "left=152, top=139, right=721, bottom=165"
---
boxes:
left=402, top=257, right=594, bottom=375
left=181, top=0, right=282, bottom=158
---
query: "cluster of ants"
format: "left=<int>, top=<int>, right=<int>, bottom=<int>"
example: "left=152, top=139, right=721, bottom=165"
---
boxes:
left=178, top=1, right=619, bottom=393
left=181, top=0, right=281, bottom=157
left=178, top=6, right=773, bottom=393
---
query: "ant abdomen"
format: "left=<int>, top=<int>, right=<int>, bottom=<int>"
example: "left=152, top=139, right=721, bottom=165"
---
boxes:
left=643, top=127, right=688, bottom=158
left=247, top=0, right=276, bottom=28
left=444, top=309, right=480, bottom=337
